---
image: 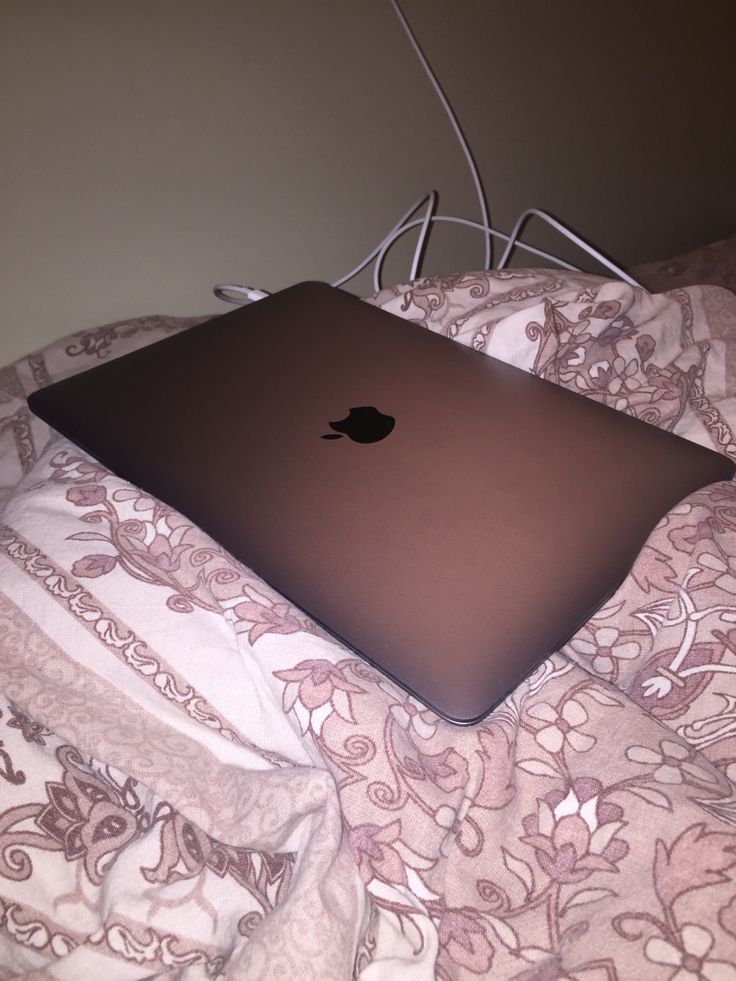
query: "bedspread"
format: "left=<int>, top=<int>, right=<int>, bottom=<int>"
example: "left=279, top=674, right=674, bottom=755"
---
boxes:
left=1, top=270, right=736, bottom=979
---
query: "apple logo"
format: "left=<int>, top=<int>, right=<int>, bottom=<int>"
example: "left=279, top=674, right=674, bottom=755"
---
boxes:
left=321, top=406, right=395, bottom=443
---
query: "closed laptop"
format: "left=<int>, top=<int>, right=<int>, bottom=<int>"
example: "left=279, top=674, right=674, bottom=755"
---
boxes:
left=27, top=282, right=735, bottom=724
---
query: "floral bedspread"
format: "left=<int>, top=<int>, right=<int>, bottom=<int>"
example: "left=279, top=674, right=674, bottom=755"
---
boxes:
left=0, top=270, right=736, bottom=979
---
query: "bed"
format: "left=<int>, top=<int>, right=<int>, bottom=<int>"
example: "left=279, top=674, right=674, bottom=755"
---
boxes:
left=1, top=262, right=735, bottom=979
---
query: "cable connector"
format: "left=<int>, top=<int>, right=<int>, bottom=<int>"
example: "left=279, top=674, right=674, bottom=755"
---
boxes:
left=213, top=284, right=270, bottom=306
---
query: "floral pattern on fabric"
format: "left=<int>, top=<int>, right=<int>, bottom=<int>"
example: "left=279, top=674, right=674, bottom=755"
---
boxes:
left=0, top=270, right=735, bottom=977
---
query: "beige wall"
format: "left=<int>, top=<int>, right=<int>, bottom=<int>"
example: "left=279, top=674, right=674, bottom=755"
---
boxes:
left=2, top=0, right=734, bottom=364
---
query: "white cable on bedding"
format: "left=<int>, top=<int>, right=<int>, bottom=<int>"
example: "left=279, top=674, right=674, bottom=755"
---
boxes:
left=213, top=0, right=640, bottom=306
left=496, top=208, right=640, bottom=286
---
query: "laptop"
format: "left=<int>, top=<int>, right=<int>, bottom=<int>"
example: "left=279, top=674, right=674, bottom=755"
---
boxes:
left=27, top=282, right=735, bottom=724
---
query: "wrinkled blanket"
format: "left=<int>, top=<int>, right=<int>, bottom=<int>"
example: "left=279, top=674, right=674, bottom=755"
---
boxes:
left=1, top=269, right=736, bottom=979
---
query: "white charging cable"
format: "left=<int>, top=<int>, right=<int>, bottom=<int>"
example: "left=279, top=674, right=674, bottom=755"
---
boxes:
left=213, top=284, right=270, bottom=305
left=387, top=0, right=492, bottom=271
left=496, top=208, right=640, bottom=286
left=213, top=0, right=640, bottom=307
